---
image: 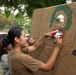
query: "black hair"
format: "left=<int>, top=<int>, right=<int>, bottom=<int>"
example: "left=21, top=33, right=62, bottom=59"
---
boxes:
left=0, top=37, right=10, bottom=59
left=7, top=27, right=23, bottom=47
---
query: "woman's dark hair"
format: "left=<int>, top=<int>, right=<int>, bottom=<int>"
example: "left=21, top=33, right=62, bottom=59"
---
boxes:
left=0, top=37, right=10, bottom=59
left=7, top=27, right=23, bottom=47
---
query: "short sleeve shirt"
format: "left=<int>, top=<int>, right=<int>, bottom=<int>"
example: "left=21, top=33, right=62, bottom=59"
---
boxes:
left=8, top=47, right=43, bottom=75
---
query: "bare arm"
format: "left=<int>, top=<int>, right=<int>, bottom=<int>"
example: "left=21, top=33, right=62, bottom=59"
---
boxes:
left=28, top=32, right=53, bottom=53
left=39, top=38, right=63, bottom=71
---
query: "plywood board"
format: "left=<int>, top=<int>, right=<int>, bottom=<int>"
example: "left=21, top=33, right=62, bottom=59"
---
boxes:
left=30, top=2, right=76, bottom=75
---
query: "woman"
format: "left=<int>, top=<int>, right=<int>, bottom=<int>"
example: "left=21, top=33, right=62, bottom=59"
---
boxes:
left=7, top=27, right=63, bottom=75
left=0, top=36, right=35, bottom=75
left=0, top=38, right=12, bottom=75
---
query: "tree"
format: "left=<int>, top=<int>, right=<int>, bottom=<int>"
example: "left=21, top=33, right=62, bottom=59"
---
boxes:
left=0, top=0, right=76, bottom=32
left=0, top=0, right=70, bottom=18
left=0, top=14, right=31, bottom=33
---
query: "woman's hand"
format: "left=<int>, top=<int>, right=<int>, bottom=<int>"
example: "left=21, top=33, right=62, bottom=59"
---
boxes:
left=56, top=38, right=63, bottom=49
left=44, top=31, right=54, bottom=37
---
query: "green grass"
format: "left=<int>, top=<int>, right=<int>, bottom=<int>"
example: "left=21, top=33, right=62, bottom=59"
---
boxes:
left=0, top=62, right=3, bottom=75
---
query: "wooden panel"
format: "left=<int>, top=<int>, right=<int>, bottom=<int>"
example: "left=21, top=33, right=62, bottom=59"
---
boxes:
left=30, top=2, right=76, bottom=75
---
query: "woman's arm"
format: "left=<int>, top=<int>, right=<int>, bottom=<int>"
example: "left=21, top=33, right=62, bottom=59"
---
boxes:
left=28, top=32, right=53, bottom=53
left=39, top=38, right=63, bottom=71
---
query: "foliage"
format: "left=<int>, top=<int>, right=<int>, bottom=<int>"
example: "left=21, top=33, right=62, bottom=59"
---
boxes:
left=0, top=0, right=76, bottom=33
left=0, top=0, right=69, bottom=18
left=0, top=14, right=31, bottom=33
left=14, top=17, right=32, bottom=33
left=0, top=14, right=13, bottom=31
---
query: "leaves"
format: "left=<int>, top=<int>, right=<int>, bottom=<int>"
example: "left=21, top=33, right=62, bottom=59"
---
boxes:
left=0, top=0, right=69, bottom=18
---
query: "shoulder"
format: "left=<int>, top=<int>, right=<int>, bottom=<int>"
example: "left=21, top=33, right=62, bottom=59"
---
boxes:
left=22, top=47, right=29, bottom=54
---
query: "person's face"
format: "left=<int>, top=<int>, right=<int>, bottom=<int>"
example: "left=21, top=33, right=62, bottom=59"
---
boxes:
left=19, top=30, right=28, bottom=48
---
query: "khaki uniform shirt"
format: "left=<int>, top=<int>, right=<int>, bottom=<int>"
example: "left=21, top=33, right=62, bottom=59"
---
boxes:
left=8, top=47, right=43, bottom=75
